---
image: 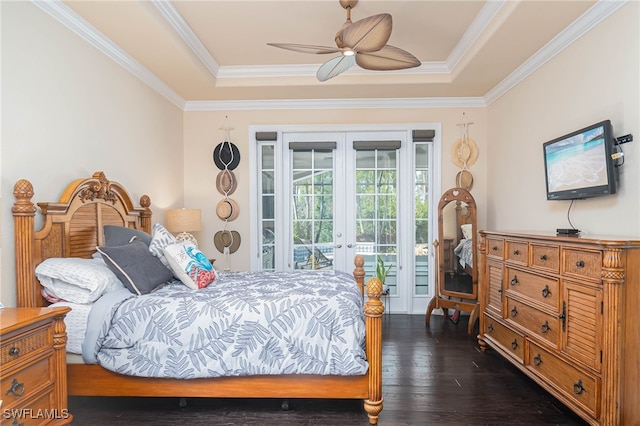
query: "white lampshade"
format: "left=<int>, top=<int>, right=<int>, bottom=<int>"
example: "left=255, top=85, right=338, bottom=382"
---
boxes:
left=166, top=209, right=202, bottom=245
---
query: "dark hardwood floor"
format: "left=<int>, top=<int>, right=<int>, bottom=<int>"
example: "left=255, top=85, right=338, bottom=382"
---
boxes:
left=68, top=314, right=588, bottom=425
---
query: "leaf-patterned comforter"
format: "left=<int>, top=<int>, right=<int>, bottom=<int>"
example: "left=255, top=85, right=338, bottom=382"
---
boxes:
left=82, top=270, right=368, bottom=378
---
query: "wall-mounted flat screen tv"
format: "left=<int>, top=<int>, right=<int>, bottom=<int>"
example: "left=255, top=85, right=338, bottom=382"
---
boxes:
left=543, top=120, right=618, bottom=200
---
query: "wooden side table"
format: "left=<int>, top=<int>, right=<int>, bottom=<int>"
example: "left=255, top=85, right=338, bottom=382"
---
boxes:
left=0, top=307, right=73, bottom=425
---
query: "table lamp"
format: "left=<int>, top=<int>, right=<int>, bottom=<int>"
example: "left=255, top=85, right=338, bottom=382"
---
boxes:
left=166, top=208, right=202, bottom=246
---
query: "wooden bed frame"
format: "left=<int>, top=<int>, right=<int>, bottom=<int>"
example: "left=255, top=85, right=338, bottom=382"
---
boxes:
left=12, top=171, right=384, bottom=424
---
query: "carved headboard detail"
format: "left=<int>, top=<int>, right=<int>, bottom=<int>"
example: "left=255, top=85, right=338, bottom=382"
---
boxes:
left=12, top=171, right=152, bottom=307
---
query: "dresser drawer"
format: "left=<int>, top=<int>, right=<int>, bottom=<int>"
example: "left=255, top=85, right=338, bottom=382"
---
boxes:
left=2, top=386, right=62, bottom=426
left=530, top=243, right=560, bottom=273
left=483, top=316, right=524, bottom=363
left=486, top=261, right=504, bottom=317
left=506, top=298, right=559, bottom=348
left=486, top=237, right=504, bottom=259
left=562, top=248, right=601, bottom=281
left=1, top=325, right=51, bottom=367
left=1, top=356, right=53, bottom=407
left=527, top=342, right=600, bottom=418
left=505, top=240, right=528, bottom=265
left=506, top=268, right=559, bottom=310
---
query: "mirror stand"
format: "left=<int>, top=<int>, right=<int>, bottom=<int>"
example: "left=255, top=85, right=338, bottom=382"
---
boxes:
left=425, top=188, right=480, bottom=335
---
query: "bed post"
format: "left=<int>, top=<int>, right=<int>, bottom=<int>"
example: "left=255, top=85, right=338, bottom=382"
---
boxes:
left=353, top=254, right=366, bottom=296
left=138, top=195, right=152, bottom=234
left=356, top=255, right=384, bottom=425
left=12, top=179, right=39, bottom=307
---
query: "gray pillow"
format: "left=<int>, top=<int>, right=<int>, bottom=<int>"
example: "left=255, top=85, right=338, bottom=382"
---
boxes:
left=97, top=240, right=173, bottom=295
left=104, top=225, right=152, bottom=247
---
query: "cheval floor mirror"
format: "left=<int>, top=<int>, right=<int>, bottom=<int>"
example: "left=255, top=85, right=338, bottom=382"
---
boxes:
left=426, top=187, right=479, bottom=334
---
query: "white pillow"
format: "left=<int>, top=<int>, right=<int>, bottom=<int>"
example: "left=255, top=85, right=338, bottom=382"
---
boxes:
left=163, top=242, right=217, bottom=290
left=149, top=223, right=178, bottom=268
left=461, top=224, right=473, bottom=240
left=35, top=257, right=123, bottom=304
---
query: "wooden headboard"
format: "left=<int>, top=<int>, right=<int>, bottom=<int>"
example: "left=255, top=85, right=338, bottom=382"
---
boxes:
left=12, top=171, right=152, bottom=308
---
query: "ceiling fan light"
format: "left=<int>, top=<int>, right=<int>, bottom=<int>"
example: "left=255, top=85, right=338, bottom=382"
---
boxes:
left=342, top=48, right=355, bottom=57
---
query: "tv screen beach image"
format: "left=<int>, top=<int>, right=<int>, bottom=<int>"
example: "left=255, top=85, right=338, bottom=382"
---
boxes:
left=545, top=126, right=607, bottom=193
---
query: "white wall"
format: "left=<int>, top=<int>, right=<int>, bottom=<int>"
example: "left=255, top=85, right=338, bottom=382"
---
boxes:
left=1, top=2, right=185, bottom=307
left=486, top=2, right=639, bottom=237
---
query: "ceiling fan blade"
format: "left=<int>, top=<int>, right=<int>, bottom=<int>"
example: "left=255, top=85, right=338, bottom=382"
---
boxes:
left=316, top=55, right=356, bottom=82
left=267, top=43, right=341, bottom=55
left=356, top=45, right=421, bottom=70
left=337, top=13, right=392, bottom=52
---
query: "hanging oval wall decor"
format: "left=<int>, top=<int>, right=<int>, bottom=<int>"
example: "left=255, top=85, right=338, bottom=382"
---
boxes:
left=451, top=137, right=478, bottom=169
left=213, top=140, right=241, bottom=170
left=456, top=169, right=474, bottom=191
left=216, top=169, right=237, bottom=196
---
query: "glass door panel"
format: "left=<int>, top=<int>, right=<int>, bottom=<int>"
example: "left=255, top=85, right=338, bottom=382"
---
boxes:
left=415, top=143, right=430, bottom=294
left=291, top=149, right=335, bottom=270
left=354, top=149, right=398, bottom=295
left=260, top=144, right=276, bottom=271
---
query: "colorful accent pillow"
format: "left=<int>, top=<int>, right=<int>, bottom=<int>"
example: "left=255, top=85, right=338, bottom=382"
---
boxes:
left=35, top=257, right=124, bottom=304
left=97, top=240, right=174, bottom=295
left=104, top=225, right=152, bottom=247
left=149, top=223, right=178, bottom=268
left=163, top=242, right=216, bottom=290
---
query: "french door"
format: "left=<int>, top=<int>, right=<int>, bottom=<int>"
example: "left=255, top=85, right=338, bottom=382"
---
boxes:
left=250, top=125, right=440, bottom=314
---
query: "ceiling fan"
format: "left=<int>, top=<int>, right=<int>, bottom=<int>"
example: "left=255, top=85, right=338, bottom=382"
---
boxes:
left=267, top=0, right=421, bottom=82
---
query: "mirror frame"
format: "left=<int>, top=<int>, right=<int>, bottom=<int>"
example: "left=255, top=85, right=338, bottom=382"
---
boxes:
left=437, top=187, right=478, bottom=300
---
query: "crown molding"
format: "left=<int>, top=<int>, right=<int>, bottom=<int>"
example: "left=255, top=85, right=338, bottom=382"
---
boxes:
left=33, top=0, right=625, bottom=112
left=184, top=97, right=486, bottom=112
left=151, top=0, right=220, bottom=77
left=32, top=0, right=186, bottom=109
left=216, top=61, right=449, bottom=79
left=484, top=0, right=627, bottom=105
left=446, top=1, right=506, bottom=71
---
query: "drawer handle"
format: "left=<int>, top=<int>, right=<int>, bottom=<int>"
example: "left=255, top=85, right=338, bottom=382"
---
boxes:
left=510, top=276, right=519, bottom=286
left=541, top=285, right=551, bottom=298
left=510, top=306, right=518, bottom=317
left=492, top=246, right=498, bottom=251
left=573, top=379, right=586, bottom=395
left=487, top=324, right=494, bottom=333
left=5, top=378, right=25, bottom=397
left=540, top=254, right=547, bottom=261
left=576, top=260, right=585, bottom=268
left=511, top=339, right=518, bottom=350
left=513, top=249, right=520, bottom=256
left=8, top=346, right=20, bottom=357
left=533, top=354, right=543, bottom=367
left=540, top=321, right=551, bottom=334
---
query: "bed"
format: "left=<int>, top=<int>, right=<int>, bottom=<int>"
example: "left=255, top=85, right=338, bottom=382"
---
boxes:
left=12, top=171, right=384, bottom=424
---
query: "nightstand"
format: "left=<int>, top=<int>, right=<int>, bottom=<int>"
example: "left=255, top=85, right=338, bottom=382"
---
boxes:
left=0, top=307, right=73, bottom=425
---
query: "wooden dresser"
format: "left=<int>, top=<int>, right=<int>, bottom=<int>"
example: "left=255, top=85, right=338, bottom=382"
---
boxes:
left=1, top=307, right=72, bottom=425
left=477, top=231, right=640, bottom=426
